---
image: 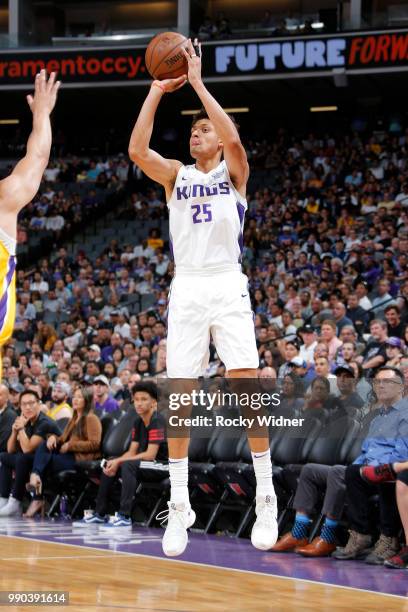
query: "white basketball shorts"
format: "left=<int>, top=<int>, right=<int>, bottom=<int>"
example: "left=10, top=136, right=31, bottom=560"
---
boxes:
left=166, top=270, right=259, bottom=378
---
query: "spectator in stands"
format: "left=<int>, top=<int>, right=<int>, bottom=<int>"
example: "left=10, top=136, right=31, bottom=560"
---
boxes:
left=385, top=337, right=406, bottom=368
left=279, top=373, right=304, bottom=414
left=25, top=385, right=101, bottom=517
left=334, top=364, right=364, bottom=417
left=75, top=381, right=166, bottom=528
left=0, top=385, right=16, bottom=452
left=313, top=355, right=337, bottom=395
left=333, top=367, right=408, bottom=564
left=346, top=294, right=369, bottom=330
left=8, top=382, right=23, bottom=413
left=93, top=375, right=120, bottom=418
left=320, top=320, right=343, bottom=361
left=356, top=319, right=388, bottom=378
left=372, top=279, right=396, bottom=318
left=298, top=325, right=317, bottom=366
left=355, top=281, right=372, bottom=311
left=303, top=376, right=333, bottom=419
left=384, top=305, right=406, bottom=338
left=331, top=302, right=353, bottom=334
left=47, top=381, right=72, bottom=423
left=0, top=390, right=60, bottom=517
left=278, top=340, right=300, bottom=378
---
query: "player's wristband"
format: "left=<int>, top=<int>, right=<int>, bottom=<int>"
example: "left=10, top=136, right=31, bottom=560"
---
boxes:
left=152, top=80, right=166, bottom=93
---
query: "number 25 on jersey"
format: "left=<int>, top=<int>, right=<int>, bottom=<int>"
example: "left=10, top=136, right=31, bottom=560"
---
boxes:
left=191, top=203, right=212, bottom=224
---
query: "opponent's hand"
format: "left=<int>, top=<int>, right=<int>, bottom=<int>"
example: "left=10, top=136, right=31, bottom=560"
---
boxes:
left=181, top=38, right=202, bottom=87
left=151, top=75, right=187, bottom=94
left=26, top=69, right=61, bottom=115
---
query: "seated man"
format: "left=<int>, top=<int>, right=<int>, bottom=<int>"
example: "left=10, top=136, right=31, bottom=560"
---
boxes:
left=332, top=367, right=408, bottom=564
left=271, top=462, right=345, bottom=557
left=0, top=390, right=60, bottom=516
left=46, top=381, right=72, bottom=423
left=334, top=364, right=364, bottom=418
left=74, top=381, right=167, bottom=528
left=271, top=367, right=407, bottom=561
left=0, top=384, right=16, bottom=452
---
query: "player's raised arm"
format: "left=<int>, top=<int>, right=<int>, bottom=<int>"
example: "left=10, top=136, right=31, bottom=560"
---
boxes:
left=128, top=76, right=187, bottom=192
left=181, top=38, right=249, bottom=194
left=0, top=70, right=60, bottom=218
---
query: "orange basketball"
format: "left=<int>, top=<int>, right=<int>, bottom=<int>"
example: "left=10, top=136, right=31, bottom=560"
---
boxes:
left=145, top=32, right=188, bottom=80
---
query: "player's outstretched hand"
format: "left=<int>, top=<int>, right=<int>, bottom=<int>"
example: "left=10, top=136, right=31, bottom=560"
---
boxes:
left=26, top=69, right=61, bottom=115
left=181, top=38, right=202, bottom=87
left=152, top=75, right=187, bottom=94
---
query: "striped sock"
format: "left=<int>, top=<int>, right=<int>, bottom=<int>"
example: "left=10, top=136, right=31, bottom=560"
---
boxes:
left=320, top=517, right=338, bottom=543
left=291, top=513, right=312, bottom=540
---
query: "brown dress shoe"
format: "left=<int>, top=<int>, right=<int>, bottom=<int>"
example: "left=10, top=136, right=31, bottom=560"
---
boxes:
left=270, top=532, right=308, bottom=552
left=296, top=537, right=336, bottom=557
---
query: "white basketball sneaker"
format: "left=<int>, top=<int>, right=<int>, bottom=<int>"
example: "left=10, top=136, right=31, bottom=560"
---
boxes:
left=157, top=502, right=196, bottom=557
left=251, top=494, right=278, bottom=551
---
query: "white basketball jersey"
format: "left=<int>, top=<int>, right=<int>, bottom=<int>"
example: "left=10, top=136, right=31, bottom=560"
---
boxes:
left=167, top=161, right=247, bottom=274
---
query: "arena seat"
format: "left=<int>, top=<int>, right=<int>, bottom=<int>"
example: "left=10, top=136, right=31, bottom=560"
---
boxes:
left=46, top=413, right=133, bottom=518
left=345, top=409, right=381, bottom=464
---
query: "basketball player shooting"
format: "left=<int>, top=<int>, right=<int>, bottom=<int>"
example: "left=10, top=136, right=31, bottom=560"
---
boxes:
left=0, top=70, right=60, bottom=379
left=129, top=38, right=278, bottom=556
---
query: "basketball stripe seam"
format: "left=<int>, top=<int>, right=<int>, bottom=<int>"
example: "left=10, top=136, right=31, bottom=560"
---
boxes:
left=145, top=35, right=163, bottom=74
left=150, top=36, right=187, bottom=78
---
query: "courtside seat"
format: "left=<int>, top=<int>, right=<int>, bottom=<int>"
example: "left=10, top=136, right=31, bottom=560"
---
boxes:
left=278, top=415, right=360, bottom=495
left=272, top=416, right=323, bottom=466
left=345, top=409, right=380, bottom=464
left=189, top=425, right=243, bottom=497
left=46, top=413, right=133, bottom=518
left=135, top=426, right=212, bottom=527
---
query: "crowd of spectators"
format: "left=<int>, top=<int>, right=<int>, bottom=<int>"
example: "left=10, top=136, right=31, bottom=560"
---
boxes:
left=1, top=125, right=408, bottom=408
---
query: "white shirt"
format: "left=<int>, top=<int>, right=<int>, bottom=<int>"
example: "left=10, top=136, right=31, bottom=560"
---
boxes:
left=299, top=341, right=317, bottom=365
left=359, top=296, right=372, bottom=311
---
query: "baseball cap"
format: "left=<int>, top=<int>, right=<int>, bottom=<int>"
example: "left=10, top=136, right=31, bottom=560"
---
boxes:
left=157, top=299, right=166, bottom=306
left=300, top=324, right=315, bottom=334
left=93, top=375, right=110, bottom=386
left=98, top=321, right=114, bottom=330
left=53, top=381, right=71, bottom=396
left=110, top=310, right=120, bottom=316
left=289, top=357, right=307, bottom=368
left=386, top=337, right=404, bottom=349
left=334, top=364, right=355, bottom=377
left=89, top=344, right=101, bottom=353
left=9, top=382, right=24, bottom=393
left=83, top=375, right=94, bottom=385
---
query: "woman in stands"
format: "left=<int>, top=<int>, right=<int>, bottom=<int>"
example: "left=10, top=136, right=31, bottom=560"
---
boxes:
left=279, top=373, right=304, bottom=415
left=24, top=386, right=101, bottom=517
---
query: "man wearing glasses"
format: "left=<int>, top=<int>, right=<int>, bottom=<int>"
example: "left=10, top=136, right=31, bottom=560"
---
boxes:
left=0, top=390, right=60, bottom=517
left=333, top=367, right=408, bottom=564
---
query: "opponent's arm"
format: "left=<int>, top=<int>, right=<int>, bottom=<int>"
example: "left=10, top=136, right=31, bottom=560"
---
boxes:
left=0, top=70, right=60, bottom=216
left=182, top=39, right=249, bottom=193
left=128, top=77, right=187, bottom=190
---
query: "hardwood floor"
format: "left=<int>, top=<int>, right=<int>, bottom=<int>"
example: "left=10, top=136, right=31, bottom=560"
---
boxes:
left=0, top=536, right=406, bottom=611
